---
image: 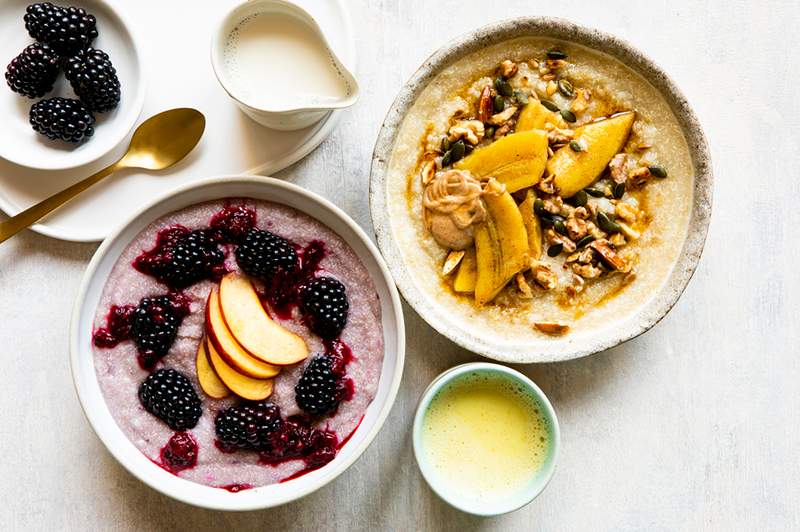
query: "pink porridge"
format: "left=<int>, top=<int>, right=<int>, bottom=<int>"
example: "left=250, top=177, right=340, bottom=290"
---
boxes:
left=91, top=199, right=384, bottom=489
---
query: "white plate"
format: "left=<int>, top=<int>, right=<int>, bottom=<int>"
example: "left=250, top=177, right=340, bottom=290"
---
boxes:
left=0, top=0, right=145, bottom=170
left=0, top=0, right=355, bottom=242
left=70, top=175, right=405, bottom=510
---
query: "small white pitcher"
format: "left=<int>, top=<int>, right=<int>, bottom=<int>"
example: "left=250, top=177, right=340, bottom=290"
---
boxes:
left=211, top=0, right=359, bottom=131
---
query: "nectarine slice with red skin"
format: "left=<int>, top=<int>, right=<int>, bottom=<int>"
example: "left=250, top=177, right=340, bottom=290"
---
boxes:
left=218, top=273, right=309, bottom=366
left=205, top=289, right=281, bottom=378
left=206, top=338, right=274, bottom=401
left=195, top=338, right=230, bottom=399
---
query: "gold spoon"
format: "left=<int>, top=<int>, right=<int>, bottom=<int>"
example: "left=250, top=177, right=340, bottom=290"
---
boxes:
left=0, top=108, right=206, bottom=243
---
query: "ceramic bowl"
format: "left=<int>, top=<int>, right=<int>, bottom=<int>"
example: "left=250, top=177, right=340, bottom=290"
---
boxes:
left=369, top=17, right=713, bottom=363
left=412, top=362, right=560, bottom=516
left=0, top=0, right=145, bottom=170
left=210, top=0, right=359, bottom=131
left=69, top=176, right=405, bottom=510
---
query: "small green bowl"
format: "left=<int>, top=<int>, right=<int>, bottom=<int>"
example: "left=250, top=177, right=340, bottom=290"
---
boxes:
left=412, top=362, right=560, bottom=516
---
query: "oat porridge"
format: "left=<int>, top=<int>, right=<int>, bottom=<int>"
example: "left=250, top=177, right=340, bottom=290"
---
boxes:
left=385, top=37, right=694, bottom=338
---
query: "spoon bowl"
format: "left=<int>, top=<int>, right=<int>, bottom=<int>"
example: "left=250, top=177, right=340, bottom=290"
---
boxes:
left=122, top=109, right=206, bottom=170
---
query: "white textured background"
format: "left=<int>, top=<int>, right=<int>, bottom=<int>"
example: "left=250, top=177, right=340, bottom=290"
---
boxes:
left=1, top=0, right=799, bottom=530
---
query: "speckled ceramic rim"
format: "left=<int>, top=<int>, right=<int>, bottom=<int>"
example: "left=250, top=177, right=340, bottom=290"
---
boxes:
left=369, top=17, right=713, bottom=363
left=69, top=175, right=405, bottom=511
left=412, top=362, right=560, bottom=516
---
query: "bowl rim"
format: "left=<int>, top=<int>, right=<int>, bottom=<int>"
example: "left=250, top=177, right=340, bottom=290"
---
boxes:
left=412, top=362, right=560, bottom=516
left=69, top=175, right=406, bottom=511
left=0, top=0, right=146, bottom=171
left=369, top=16, right=713, bottom=363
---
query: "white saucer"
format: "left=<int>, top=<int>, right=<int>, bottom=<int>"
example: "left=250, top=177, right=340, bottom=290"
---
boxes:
left=0, top=0, right=355, bottom=242
left=0, top=0, right=145, bottom=170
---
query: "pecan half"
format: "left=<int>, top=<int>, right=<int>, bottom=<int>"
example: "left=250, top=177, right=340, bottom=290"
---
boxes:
left=477, top=85, right=493, bottom=123
left=589, top=240, right=626, bottom=270
left=534, top=322, right=570, bottom=335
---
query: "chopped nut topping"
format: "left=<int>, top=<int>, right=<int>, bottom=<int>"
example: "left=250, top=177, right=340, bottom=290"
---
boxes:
left=532, top=263, right=558, bottom=290
left=589, top=239, right=627, bottom=270
left=448, top=120, right=485, bottom=145
left=419, top=157, right=436, bottom=185
left=534, top=322, right=570, bottom=335
left=537, top=174, right=557, bottom=194
left=573, top=206, right=590, bottom=220
left=547, top=129, right=573, bottom=145
left=629, top=167, right=651, bottom=188
left=565, top=215, right=588, bottom=240
left=477, top=85, right=493, bottom=123
left=488, top=106, right=518, bottom=126
left=499, top=59, right=518, bottom=78
left=609, top=233, right=627, bottom=247
left=566, top=247, right=595, bottom=264
left=515, top=272, right=533, bottom=298
left=541, top=73, right=556, bottom=81
left=545, top=229, right=577, bottom=253
left=442, top=250, right=465, bottom=276
left=572, top=263, right=602, bottom=278
left=571, top=88, right=591, bottom=113
left=608, top=153, right=629, bottom=184
left=614, top=202, right=639, bottom=223
left=565, top=274, right=585, bottom=298
left=493, top=120, right=515, bottom=138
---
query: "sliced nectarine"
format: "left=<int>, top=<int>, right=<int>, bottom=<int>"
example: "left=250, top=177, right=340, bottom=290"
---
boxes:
left=218, top=273, right=309, bottom=366
left=206, top=338, right=274, bottom=401
left=195, top=338, right=230, bottom=399
left=205, top=289, right=281, bottom=379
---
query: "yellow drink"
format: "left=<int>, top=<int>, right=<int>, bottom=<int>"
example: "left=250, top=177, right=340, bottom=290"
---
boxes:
left=420, top=372, right=551, bottom=503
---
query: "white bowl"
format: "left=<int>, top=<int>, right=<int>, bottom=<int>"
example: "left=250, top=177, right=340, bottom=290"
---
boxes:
left=210, top=0, right=359, bottom=131
left=0, top=0, right=145, bottom=170
left=413, top=363, right=560, bottom=516
left=69, top=175, right=405, bottom=510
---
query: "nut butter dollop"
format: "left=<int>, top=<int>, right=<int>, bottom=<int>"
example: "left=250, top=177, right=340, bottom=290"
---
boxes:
left=422, top=169, right=486, bottom=250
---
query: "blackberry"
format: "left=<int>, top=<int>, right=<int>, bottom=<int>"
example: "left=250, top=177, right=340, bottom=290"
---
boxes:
left=64, top=47, right=120, bottom=112
left=299, top=277, right=349, bottom=339
left=295, top=355, right=340, bottom=415
left=29, top=97, right=95, bottom=143
left=24, top=2, right=98, bottom=56
left=130, top=295, right=186, bottom=369
left=235, top=228, right=298, bottom=280
left=138, top=369, right=202, bottom=431
left=160, top=431, right=198, bottom=472
left=5, top=43, right=60, bottom=98
left=215, top=402, right=282, bottom=451
left=134, top=229, right=225, bottom=289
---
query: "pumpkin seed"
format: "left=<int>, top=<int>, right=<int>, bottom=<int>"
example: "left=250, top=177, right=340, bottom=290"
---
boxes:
left=569, top=140, right=583, bottom=152
left=554, top=218, right=567, bottom=235
left=441, top=137, right=451, bottom=152
left=558, top=79, right=574, bottom=98
left=485, top=126, right=495, bottom=138
left=560, top=109, right=577, bottom=123
left=450, top=140, right=465, bottom=163
left=546, top=49, right=567, bottom=60
left=464, top=144, right=474, bottom=155
left=541, top=100, right=560, bottom=112
left=649, top=165, right=668, bottom=178
left=533, top=198, right=546, bottom=217
left=514, top=90, right=529, bottom=105
left=573, top=189, right=588, bottom=206
left=585, top=187, right=606, bottom=198
left=547, top=243, right=564, bottom=257
left=441, top=150, right=452, bottom=167
left=597, top=212, right=621, bottom=234
left=612, top=182, right=626, bottom=199
left=576, top=235, right=595, bottom=248
left=493, top=95, right=505, bottom=112
left=494, top=77, right=513, bottom=97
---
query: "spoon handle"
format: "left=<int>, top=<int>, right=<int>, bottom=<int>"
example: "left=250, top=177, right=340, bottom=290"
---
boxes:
left=0, top=162, right=120, bottom=243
